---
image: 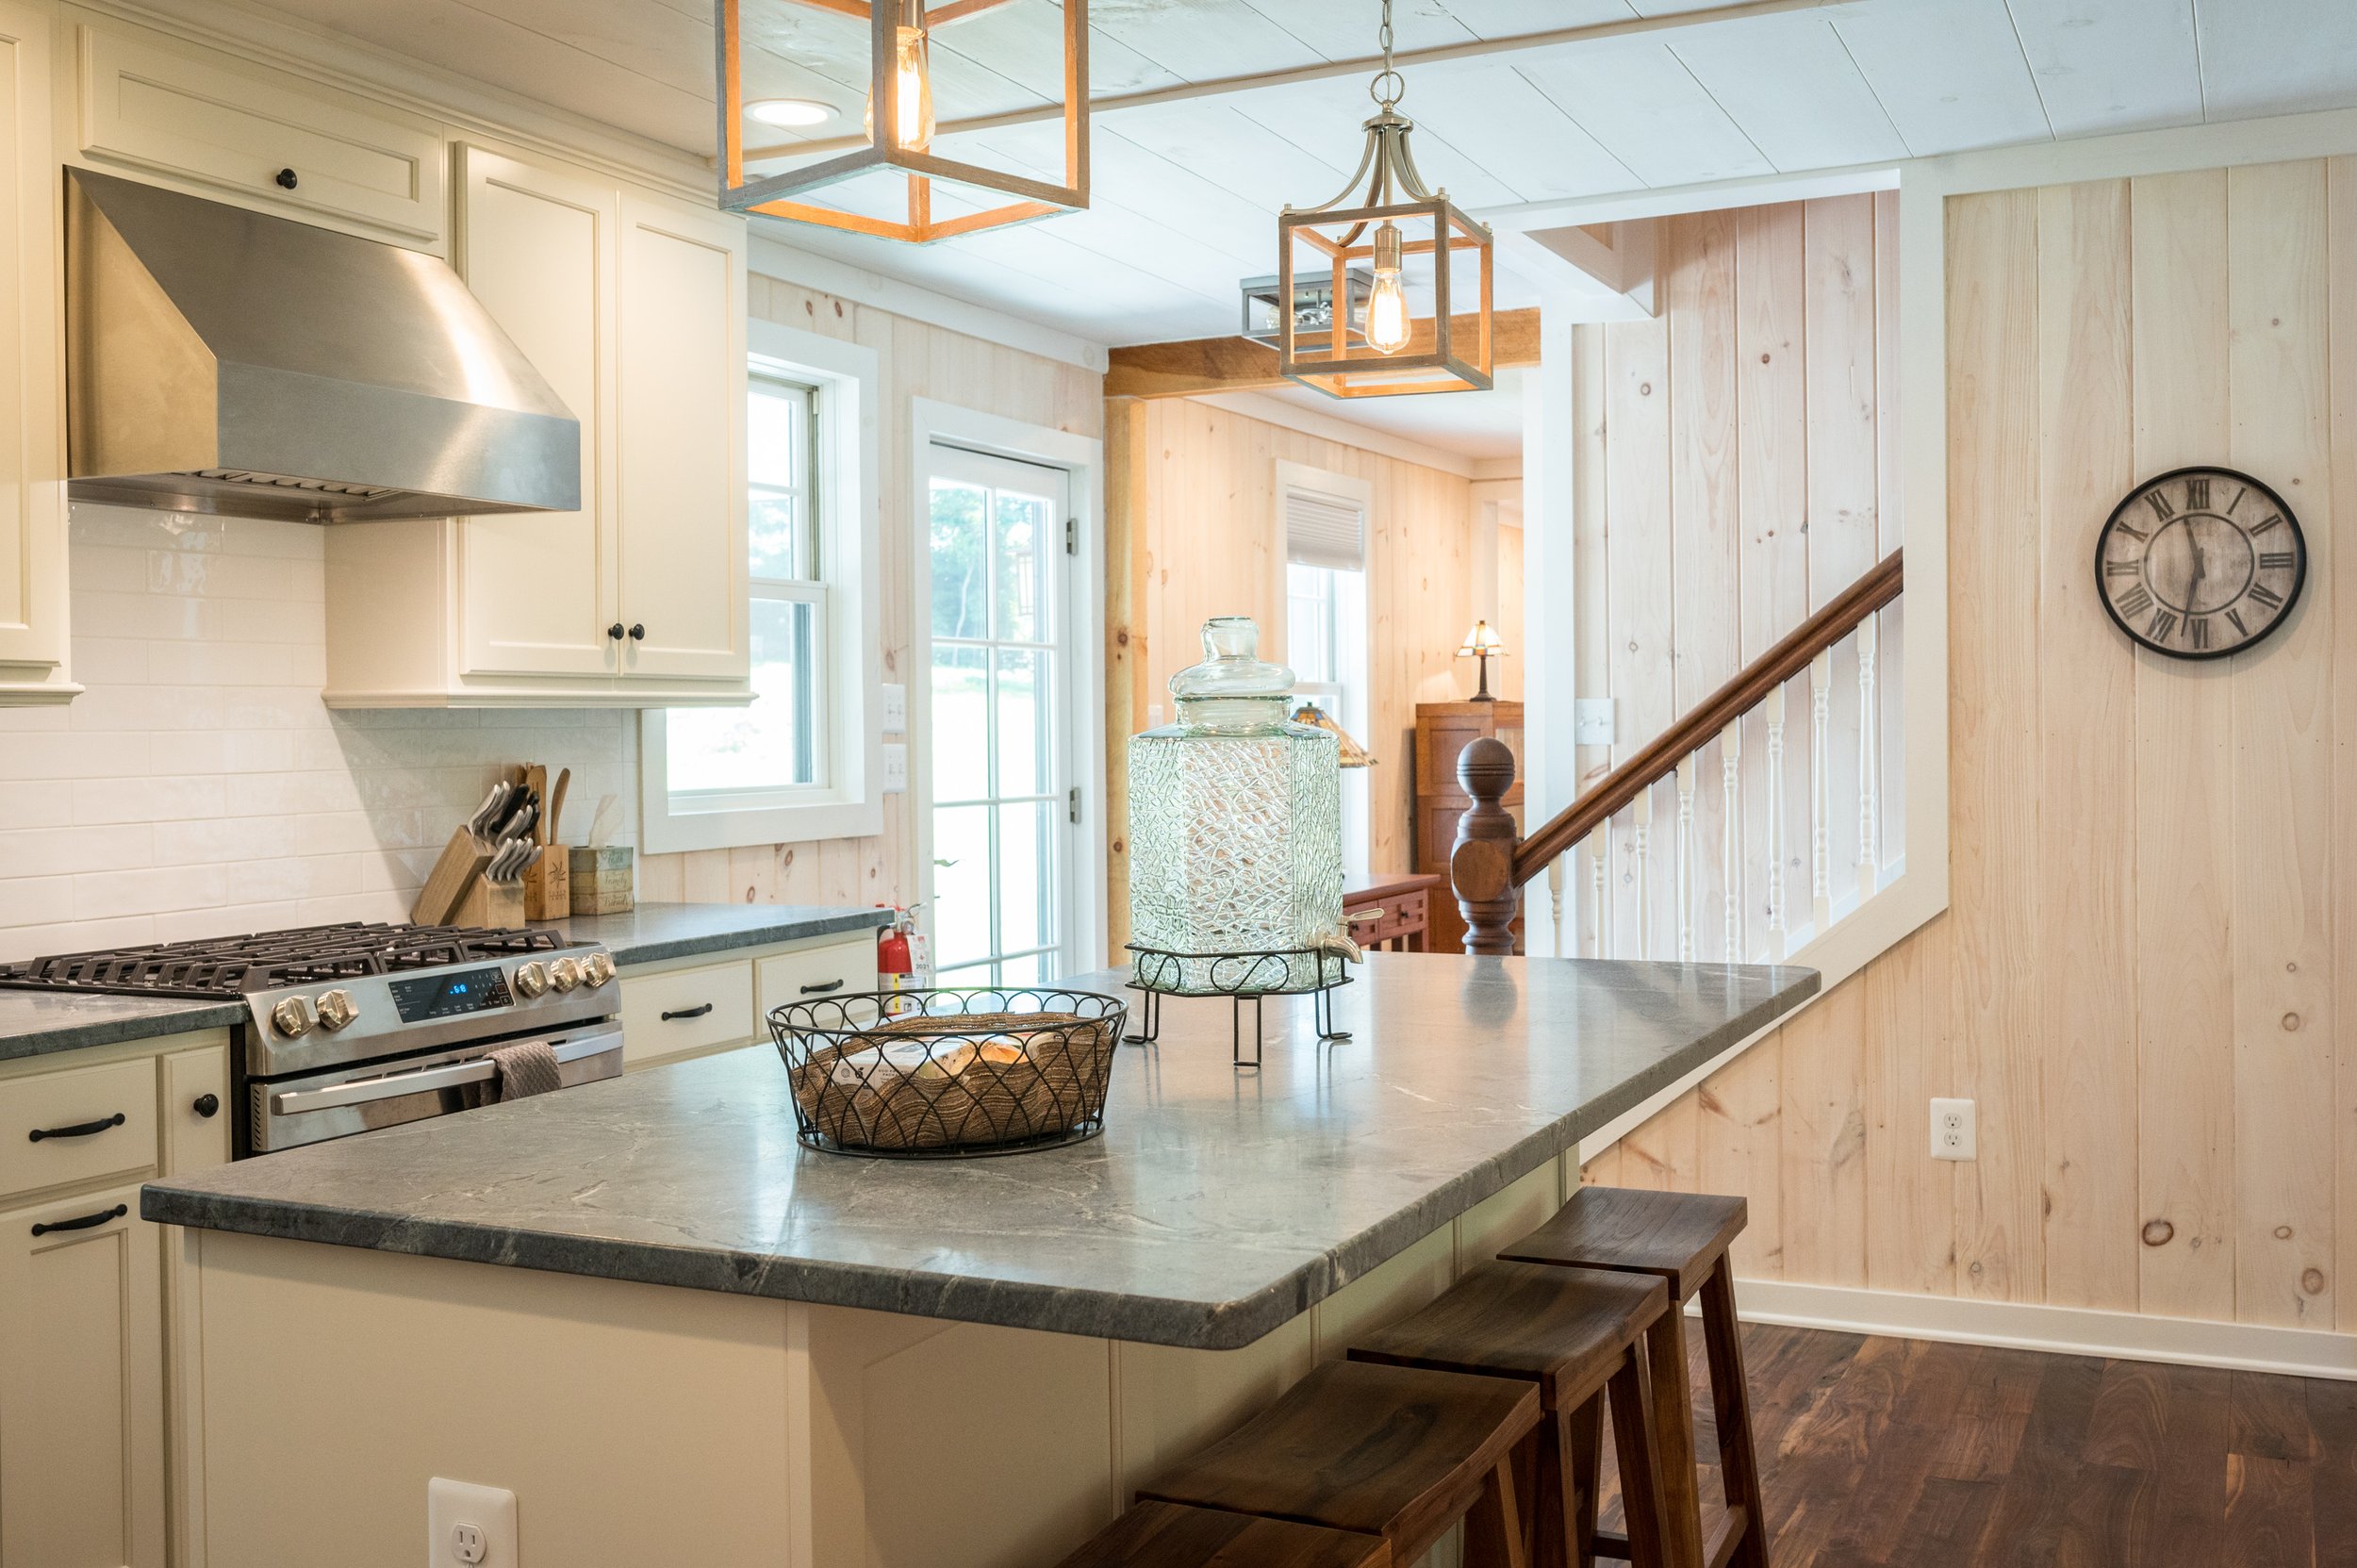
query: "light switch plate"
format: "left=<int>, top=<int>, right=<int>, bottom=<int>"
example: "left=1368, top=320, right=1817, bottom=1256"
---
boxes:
left=882, top=743, right=908, bottom=793
left=1574, top=699, right=1615, bottom=746
left=881, top=682, right=908, bottom=733
left=429, top=1477, right=517, bottom=1565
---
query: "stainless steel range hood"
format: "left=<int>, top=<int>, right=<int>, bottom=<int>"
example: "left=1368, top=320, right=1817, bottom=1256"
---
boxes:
left=65, top=168, right=580, bottom=524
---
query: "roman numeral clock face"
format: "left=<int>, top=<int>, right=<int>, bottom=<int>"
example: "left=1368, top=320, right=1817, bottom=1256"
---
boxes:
left=2096, top=467, right=2306, bottom=660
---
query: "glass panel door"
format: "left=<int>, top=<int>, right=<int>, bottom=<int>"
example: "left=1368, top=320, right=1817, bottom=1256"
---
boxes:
left=926, top=444, right=1073, bottom=986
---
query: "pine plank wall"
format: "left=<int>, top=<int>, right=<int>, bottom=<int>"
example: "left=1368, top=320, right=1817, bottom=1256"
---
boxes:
left=1585, top=159, right=2357, bottom=1337
left=1104, top=396, right=1504, bottom=950
left=635, top=275, right=1103, bottom=915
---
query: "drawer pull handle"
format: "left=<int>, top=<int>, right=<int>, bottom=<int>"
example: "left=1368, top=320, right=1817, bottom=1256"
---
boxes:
left=799, top=979, right=845, bottom=995
left=661, top=1002, right=716, bottom=1022
left=27, top=1112, right=127, bottom=1143
left=31, top=1204, right=127, bottom=1237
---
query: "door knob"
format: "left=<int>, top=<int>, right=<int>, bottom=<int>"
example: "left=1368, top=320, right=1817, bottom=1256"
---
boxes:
left=628, top=623, right=646, bottom=641
left=192, top=1093, right=220, bottom=1119
left=275, top=167, right=298, bottom=190
left=608, top=623, right=626, bottom=640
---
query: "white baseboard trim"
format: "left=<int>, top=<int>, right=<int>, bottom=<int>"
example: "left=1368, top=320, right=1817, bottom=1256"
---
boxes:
left=1730, top=1277, right=2357, bottom=1382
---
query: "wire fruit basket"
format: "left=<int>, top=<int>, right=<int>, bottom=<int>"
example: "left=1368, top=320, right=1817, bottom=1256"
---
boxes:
left=769, top=988, right=1129, bottom=1158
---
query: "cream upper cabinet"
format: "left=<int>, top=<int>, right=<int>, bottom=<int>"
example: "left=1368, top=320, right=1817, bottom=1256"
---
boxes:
left=323, top=148, right=750, bottom=707
left=454, top=143, right=620, bottom=681
left=67, top=14, right=447, bottom=249
left=0, top=0, right=69, bottom=706
left=617, top=190, right=750, bottom=684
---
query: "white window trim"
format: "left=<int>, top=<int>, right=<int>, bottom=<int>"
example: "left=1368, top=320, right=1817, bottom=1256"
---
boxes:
left=640, top=320, right=883, bottom=853
left=911, top=397, right=1108, bottom=976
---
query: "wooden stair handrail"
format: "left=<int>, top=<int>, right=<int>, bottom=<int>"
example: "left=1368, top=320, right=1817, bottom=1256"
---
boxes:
left=1444, top=549, right=1904, bottom=954
left=1513, top=549, right=1903, bottom=885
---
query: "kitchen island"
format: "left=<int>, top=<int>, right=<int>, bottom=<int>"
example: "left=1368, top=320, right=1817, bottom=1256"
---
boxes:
left=145, top=953, right=1816, bottom=1568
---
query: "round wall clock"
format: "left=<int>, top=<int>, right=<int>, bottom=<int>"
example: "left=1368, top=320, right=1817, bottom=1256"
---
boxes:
left=2095, top=466, right=2306, bottom=660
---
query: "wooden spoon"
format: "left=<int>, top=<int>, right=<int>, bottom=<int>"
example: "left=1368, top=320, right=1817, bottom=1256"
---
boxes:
left=544, top=767, right=570, bottom=847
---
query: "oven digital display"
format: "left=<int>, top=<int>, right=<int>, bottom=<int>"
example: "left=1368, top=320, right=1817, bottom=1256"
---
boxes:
left=389, top=966, right=514, bottom=1022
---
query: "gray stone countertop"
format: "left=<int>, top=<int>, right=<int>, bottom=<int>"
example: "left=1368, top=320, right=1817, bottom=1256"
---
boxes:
left=0, top=991, right=249, bottom=1064
left=531, top=901, right=893, bottom=967
left=0, top=902, right=891, bottom=1065
left=142, top=954, right=1819, bottom=1349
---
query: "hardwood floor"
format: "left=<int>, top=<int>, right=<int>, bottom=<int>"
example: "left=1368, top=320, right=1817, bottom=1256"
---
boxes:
left=1586, top=1324, right=2357, bottom=1567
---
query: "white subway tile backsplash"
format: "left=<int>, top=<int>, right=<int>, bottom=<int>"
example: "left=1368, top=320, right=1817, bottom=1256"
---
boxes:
left=0, top=505, right=637, bottom=961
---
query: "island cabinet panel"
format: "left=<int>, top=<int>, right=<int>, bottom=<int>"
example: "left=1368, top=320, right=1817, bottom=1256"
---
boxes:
left=0, top=1182, right=165, bottom=1568
left=0, top=0, right=67, bottom=707
left=618, top=956, right=757, bottom=1068
left=189, top=1233, right=792, bottom=1568
left=66, top=14, right=447, bottom=248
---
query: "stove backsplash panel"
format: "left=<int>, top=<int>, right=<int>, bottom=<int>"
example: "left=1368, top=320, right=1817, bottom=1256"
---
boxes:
left=0, top=504, right=636, bottom=962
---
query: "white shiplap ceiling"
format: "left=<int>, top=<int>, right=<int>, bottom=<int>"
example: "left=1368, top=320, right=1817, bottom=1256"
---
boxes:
left=157, top=0, right=2357, bottom=353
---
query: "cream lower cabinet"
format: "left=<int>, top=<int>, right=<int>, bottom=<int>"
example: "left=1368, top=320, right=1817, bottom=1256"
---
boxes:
left=0, top=1032, right=230, bottom=1568
left=323, top=143, right=750, bottom=708
left=0, top=0, right=69, bottom=706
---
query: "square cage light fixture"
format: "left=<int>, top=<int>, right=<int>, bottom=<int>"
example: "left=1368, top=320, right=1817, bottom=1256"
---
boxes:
left=1240, top=270, right=1374, bottom=349
left=715, top=0, right=1089, bottom=244
left=1277, top=191, right=1493, bottom=398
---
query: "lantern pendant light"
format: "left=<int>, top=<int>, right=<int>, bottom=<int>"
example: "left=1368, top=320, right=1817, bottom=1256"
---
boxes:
left=715, top=0, right=1088, bottom=244
left=1277, top=0, right=1495, bottom=396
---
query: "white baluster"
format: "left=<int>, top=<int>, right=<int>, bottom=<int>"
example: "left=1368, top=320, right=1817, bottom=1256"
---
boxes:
left=1720, top=720, right=1741, bottom=962
left=1674, top=755, right=1697, bottom=962
left=1809, top=649, right=1834, bottom=935
left=1857, top=614, right=1881, bottom=903
left=1631, top=791, right=1652, bottom=963
left=1588, top=831, right=1607, bottom=960
left=1546, top=853, right=1566, bottom=960
left=1765, top=686, right=1788, bottom=961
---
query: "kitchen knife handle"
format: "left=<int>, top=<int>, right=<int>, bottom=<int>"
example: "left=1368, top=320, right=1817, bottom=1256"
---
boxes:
left=660, top=1002, right=716, bottom=1022
left=31, top=1204, right=127, bottom=1237
left=27, top=1112, right=126, bottom=1143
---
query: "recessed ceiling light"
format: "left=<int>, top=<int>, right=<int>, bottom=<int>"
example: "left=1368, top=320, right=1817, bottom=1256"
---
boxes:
left=746, top=98, right=834, bottom=129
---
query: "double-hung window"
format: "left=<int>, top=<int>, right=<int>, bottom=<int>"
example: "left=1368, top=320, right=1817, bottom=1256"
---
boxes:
left=642, top=321, right=882, bottom=852
left=1277, top=462, right=1372, bottom=883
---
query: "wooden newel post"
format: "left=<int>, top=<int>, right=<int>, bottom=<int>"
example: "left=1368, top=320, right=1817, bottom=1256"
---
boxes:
left=1450, top=736, right=1520, bottom=955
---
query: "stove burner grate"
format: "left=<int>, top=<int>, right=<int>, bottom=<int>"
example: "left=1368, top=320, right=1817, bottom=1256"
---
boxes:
left=0, top=922, right=570, bottom=999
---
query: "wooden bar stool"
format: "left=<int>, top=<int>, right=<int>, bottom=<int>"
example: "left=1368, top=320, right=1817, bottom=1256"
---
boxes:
left=1054, top=1499, right=1393, bottom=1568
left=1498, top=1188, right=1768, bottom=1568
left=1349, top=1261, right=1677, bottom=1568
left=1133, top=1359, right=1541, bottom=1568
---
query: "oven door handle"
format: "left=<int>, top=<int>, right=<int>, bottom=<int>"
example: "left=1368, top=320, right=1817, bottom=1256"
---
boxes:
left=267, top=1028, right=623, bottom=1117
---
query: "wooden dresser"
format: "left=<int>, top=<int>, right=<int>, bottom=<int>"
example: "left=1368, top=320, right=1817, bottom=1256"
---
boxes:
left=1412, top=701, right=1525, bottom=953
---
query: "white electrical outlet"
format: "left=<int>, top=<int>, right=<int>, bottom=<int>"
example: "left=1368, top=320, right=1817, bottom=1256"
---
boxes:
left=429, top=1478, right=516, bottom=1565
left=1930, top=1098, right=1975, bottom=1162
left=881, top=682, right=908, bottom=733
left=882, top=743, right=908, bottom=793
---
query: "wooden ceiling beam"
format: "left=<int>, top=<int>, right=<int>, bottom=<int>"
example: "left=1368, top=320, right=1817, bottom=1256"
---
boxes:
left=1105, top=307, right=1541, bottom=400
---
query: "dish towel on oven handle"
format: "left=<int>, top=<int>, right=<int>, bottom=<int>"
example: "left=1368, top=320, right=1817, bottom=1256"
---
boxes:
left=456, top=1040, right=565, bottom=1109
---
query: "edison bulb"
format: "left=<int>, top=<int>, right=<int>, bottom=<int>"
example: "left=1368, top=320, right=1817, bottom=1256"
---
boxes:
left=1365, top=221, right=1411, bottom=355
left=863, top=25, right=935, bottom=152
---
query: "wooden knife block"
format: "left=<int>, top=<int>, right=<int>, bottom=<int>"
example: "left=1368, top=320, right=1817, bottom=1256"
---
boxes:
left=453, top=876, right=526, bottom=930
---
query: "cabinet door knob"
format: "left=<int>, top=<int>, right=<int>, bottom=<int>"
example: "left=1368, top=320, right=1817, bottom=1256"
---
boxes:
left=275, top=167, right=299, bottom=190
left=192, top=1094, right=221, bottom=1119
left=608, top=623, right=627, bottom=641
left=628, top=623, right=646, bottom=641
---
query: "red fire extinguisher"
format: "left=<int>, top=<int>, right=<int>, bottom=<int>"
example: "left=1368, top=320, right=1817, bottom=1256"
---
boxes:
left=877, top=906, right=913, bottom=994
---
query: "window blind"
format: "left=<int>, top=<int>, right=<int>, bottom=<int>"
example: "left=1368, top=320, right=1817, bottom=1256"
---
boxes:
left=1283, top=487, right=1366, bottom=571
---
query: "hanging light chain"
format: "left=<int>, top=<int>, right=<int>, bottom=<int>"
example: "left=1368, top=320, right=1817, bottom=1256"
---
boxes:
left=1370, top=0, right=1405, bottom=111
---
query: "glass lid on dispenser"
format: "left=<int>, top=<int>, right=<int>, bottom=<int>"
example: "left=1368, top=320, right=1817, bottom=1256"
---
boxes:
left=1169, top=617, right=1295, bottom=701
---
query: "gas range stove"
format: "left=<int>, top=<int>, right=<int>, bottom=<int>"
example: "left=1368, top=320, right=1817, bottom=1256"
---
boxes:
left=0, top=922, right=625, bottom=1154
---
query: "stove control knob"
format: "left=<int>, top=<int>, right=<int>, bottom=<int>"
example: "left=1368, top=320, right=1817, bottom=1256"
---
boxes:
left=581, top=953, right=616, bottom=988
left=315, top=989, right=358, bottom=1032
left=270, top=996, right=316, bottom=1038
left=549, top=957, right=583, bottom=993
left=514, top=961, right=550, bottom=999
